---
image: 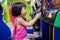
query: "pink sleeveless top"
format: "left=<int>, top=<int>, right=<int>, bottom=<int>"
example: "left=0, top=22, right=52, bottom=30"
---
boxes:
left=13, top=18, right=27, bottom=40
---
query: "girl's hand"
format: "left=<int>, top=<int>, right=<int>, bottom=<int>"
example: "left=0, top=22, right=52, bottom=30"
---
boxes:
left=35, top=12, right=41, bottom=19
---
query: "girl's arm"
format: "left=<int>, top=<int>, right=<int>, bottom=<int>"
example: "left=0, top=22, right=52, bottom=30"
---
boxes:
left=19, top=12, right=41, bottom=27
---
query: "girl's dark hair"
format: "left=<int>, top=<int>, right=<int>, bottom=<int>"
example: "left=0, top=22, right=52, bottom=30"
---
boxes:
left=12, top=2, right=26, bottom=17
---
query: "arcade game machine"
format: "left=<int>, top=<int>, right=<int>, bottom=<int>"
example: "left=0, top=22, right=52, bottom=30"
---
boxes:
left=41, top=0, right=60, bottom=40
left=40, top=0, right=50, bottom=40
left=31, top=0, right=49, bottom=40
left=40, top=0, right=59, bottom=40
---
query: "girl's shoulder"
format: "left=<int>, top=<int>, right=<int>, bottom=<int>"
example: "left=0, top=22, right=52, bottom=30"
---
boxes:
left=15, top=17, right=24, bottom=24
left=17, top=17, right=26, bottom=21
left=16, top=17, right=22, bottom=21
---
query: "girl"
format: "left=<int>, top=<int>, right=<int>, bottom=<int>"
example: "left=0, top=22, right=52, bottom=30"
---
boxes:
left=12, top=2, right=41, bottom=40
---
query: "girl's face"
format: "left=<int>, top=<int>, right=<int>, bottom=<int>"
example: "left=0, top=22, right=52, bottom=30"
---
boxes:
left=21, top=7, right=26, bottom=16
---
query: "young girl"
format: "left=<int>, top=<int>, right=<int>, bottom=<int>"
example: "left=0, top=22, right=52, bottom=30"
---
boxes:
left=12, top=2, right=41, bottom=40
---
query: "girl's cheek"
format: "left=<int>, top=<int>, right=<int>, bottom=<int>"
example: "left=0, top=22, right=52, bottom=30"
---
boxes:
left=21, top=10, right=26, bottom=16
left=21, top=7, right=26, bottom=16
